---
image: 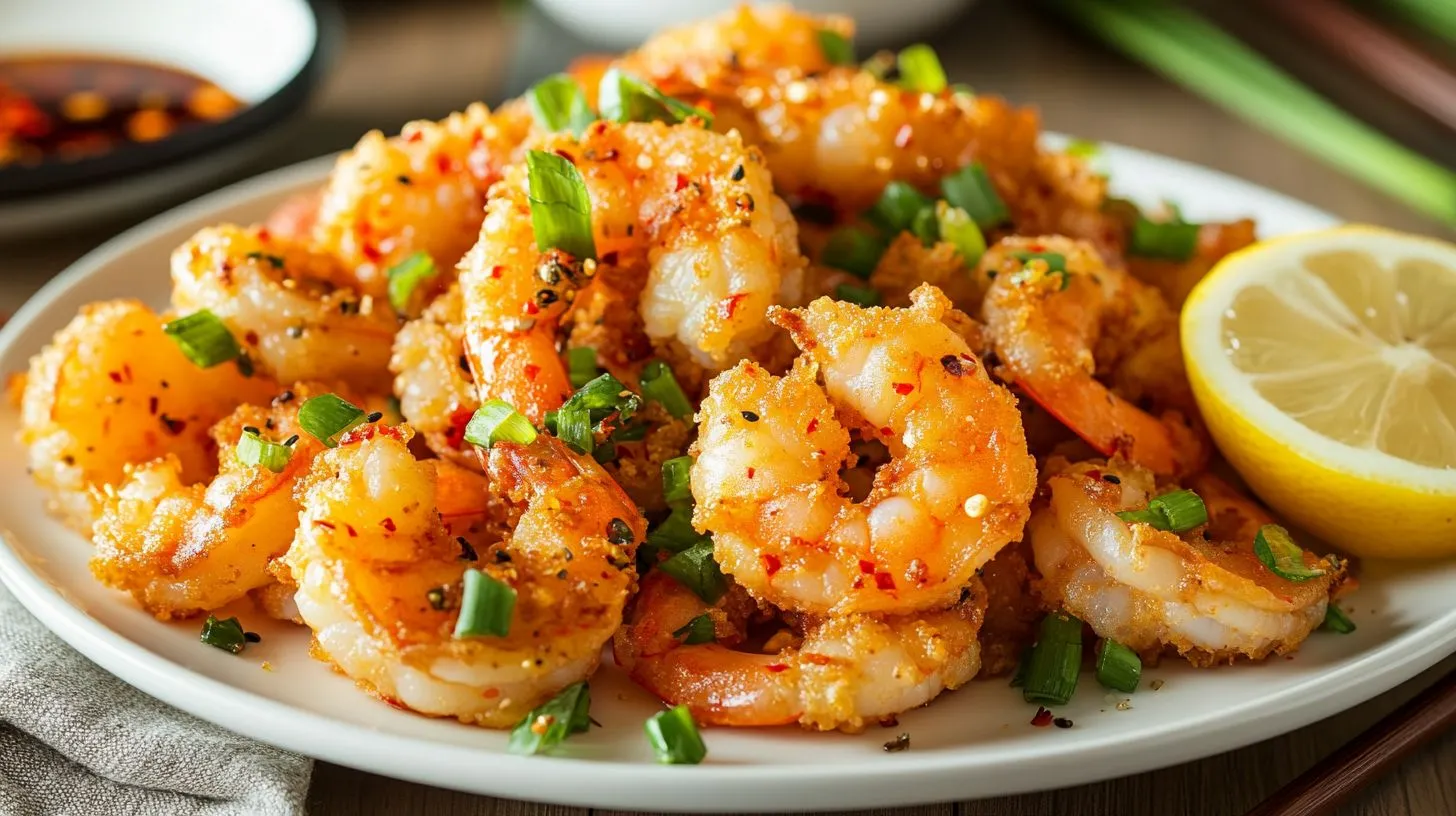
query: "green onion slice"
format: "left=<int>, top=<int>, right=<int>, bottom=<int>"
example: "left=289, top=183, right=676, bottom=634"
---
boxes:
left=817, top=29, right=855, bottom=65
left=639, top=360, right=692, bottom=420
left=526, top=73, right=597, bottom=136
left=672, top=613, right=716, bottom=645
left=835, top=283, right=883, bottom=308
left=385, top=251, right=438, bottom=316
left=936, top=202, right=987, bottom=267
left=1094, top=639, right=1141, bottom=693
left=464, top=399, right=539, bottom=448
left=507, top=680, right=592, bottom=755
left=1022, top=611, right=1084, bottom=706
left=910, top=205, right=940, bottom=246
left=940, top=164, right=1010, bottom=228
left=658, top=539, right=727, bottom=603
left=868, top=181, right=935, bottom=234
left=236, top=430, right=293, bottom=473
left=1065, top=138, right=1101, bottom=160
left=566, top=346, right=599, bottom=389
left=662, top=455, right=694, bottom=508
left=162, top=310, right=243, bottom=369
left=1129, top=215, right=1201, bottom=261
left=554, top=403, right=595, bottom=455
left=1116, top=488, right=1209, bottom=533
left=647, top=507, right=703, bottom=553
left=526, top=149, right=596, bottom=260
left=1254, top=524, right=1327, bottom=582
left=645, top=704, right=707, bottom=765
left=598, top=67, right=713, bottom=128
left=298, top=394, right=368, bottom=448
left=897, top=44, right=948, bottom=93
left=821, top=227, right=887, bottom=279
left=1322, top=603, right=1356, bottom=634
left=200, top=615, right=247, bottom=654
left=454, top=568, right=516, bottom=638
left=1010, top=250, right=1068, bottom=275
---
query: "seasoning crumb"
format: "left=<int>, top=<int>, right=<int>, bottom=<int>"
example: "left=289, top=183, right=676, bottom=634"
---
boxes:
left=1150, top=679, right=1165, bottom=691
left=1116, top=699, right=1133, bottom=711
left=882, top=732, right=910, bottom=752
left=260, top=661, right=273, bottom=672
left=1053, top=717, right=1074, bottom=729
left=243, top=631, right=261, bottom=643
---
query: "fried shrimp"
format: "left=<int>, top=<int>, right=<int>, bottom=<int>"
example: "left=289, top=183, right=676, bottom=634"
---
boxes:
left=693, top=285, right=1036, bottom=616
left=309, top=102, right=535, bottom=300
left=1029, top=458, right=1344, bottom=665
left=980, top=236, right=1206, bottom=477
left=615, top=572, right=984, bottom=731
left=89, top=383, right=336, bottom=619
left=18, top=299, right=274, bottom=528
left=284, top=430, right=644, bottom=726
left=171, top=224, right=398, bottom=391
left=390, top=284, right=482, bottom=470
left=457, top=119, right=804, bottom=421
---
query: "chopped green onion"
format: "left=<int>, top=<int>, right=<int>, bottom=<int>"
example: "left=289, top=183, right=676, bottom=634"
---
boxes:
left=658, top=539, right=727, bottom=603
left=1116, top=488, right=1209, bottom=533
left=662, top=455, right=694, bottom=508
left=897, top=44, right=948, bottom=93
left=1022, top=611, right=1084, bottom=706
left=835, top=283, right=882, bottom=308
left=1095, top=639, right=1141, bottom=693
left=644, top=704, right=707, bottom=765
left=526, top=73, right=597, bottom=136
left=820, top=227, right=887, bottom=279
left=1254, top=524, right=1327, bottom=582
left=647, top=507, right=703, bottom=553
left=464, top=399, right=539, bottom=448
left=298, top=394, right=368, bottom=448
left=935, top=202, right=987, bottom=267
left=507, top=680, right=592, bottom=755
left=1065, top=138, right=1101, bottom=160
left=526, top=149, right=596, bottom=260
left=1010, top=250, right=1068, bottom=274
left=1322, top=603, right=1356, bottom=634
left=560, top=373, right=643, bottom=429
left=454, top=568, right=516, bottom=638
left=598, top=67, right=713, bottom=128
left=236, top=430, right=293, bottom=473
left=639, top=360, right=692, bottom=420
left=817, top=29, right=855, bottom=65
left=672, top=613, right=716, bottom=645
left=611, top=420, right=648, bottom=442
left=1129, top=215, right=1201, bottom=261
left=1115, top=507, right=1166, bottom=527
left=1009, top=646, right=1031, bottom=688
left=940, top=164, right=1009, bottom=229
left=200, top=615, right=247, bottom=654
left=162, top=310, right=243, bottom=369
left=554, top=403, right=594, bottom=455
left=867, top=181, right=935, bottom=234
left=385, top=251, right=438, bottom=316
left=566, top=347, right=599, bottom=389
left=909, top=205, right=940, bottom=246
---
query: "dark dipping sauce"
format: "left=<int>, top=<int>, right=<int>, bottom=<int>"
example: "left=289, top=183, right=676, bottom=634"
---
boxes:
left=0, top=55, right=246, bottom=169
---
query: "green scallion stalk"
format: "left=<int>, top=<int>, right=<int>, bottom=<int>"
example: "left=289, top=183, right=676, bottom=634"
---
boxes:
left=554, top=403, right=595, bottom=455
left=646, top=507, right=703, bottom=553
left=1322, top=603, right=1356, bottom=634
left=820, top=227, right=887, bottom=279
left=298, top=394, right=369, bottom=448
left=236, top=430, right=293, bottom=473
left=835, top=283, right=882, bottom=308
left=1095, top=639, right=1142, bottom=693
left=910, top=205, right=940, bottom=246
left=464, top=399, right=539, bottom=448
left=935, top=202, right=987, bottom=267
left=526, top=73, right=597, bottom=136
left=661, top=455, right=694, bottom=508
left=200, top=615, right=247, bottom=654
left=454, top=568, right=516, bottom=638
left=897, top=44, right=948, bottom=93
left=1128, top=216, right=1201, bottom=261
left=526, top=149, right=597, bottom=260
left=940, top=164, right=1010, bottom=229
left=162, top=310, right=243, bottom=369
left=639, top=361, right=692, bottom=420
left=868, top=181, right=935, bottom=234
left=1254, top=524, right=1327, bottom=582
left=672, top=613, right=716, bottom=645
left=566, top=346, right=599, bottom=389
left=1022, top=611, right=1084, bottom=706
left=598, top=67, right=713, bottom=128
left=1149, top=489, right=1208, bottom=532
left=658, top=539, right=727, bottom=604
left=644, top=704, right=708, bottom=765
left=1010, top=250, right=1068, bottom=274
left=385, top=251, right=439, bottom=316
left=507, top=680, right=592, bottom=755
left=817, top=29, right=855, bottom=65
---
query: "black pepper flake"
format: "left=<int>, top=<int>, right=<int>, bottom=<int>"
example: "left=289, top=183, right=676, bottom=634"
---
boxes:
left=458, top=354, right=471, bottom=373
left=457, top=537, right=478, bottom=561
left=396, top=174, right=412, bottom=185
left=555, top=569, right=569, bottom=580
left=264, top=418, right=275, bottom=430
left=606, top=518, right=633, bottom=545
left=426, top=587, right=448, bottom=610
left=365, top=411, right=383, bottom=423
left=882, top=733, right=910, bottom=752
left=730, top=164, right=745, bottom=181
left=537, top=260, right=563, bottom=285
left=536, top=288, right=559, bottom=307
left=286, top=325, right=304, bottom=339
left=244, top=632, right=262, bottom=643
left=1103, top=474, right=1121, bottom=484
left=242, top=425, right=261, bottom=435
left=740, top=410, right=760, bottom=422
left=339, top=300, right=360, bottom=316
left=494, top=550, right=513, bottom=563
left=159, top=414, right=186, bottom=435
left=940, top=354, right=974, bottom=377
left=1053, top=717, right=1074, bottom=729
left=283, top=434, right=300, bottom=447
left=275, top=389, right=295, bottom=405
left=736, top=193, right=755, bottom=212
left=235, top=353, right=255, bottom=378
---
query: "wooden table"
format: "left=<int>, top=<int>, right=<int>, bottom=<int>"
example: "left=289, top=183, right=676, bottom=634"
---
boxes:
left=4, top=1, right=1453, bottom=814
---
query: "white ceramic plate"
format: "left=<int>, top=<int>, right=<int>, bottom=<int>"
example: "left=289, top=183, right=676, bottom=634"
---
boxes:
left=2, top=144, right=1454, bottom=813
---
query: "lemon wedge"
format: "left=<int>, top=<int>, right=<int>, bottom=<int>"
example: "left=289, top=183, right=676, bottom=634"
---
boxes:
left=1181, top=225, right=1456, bottom=559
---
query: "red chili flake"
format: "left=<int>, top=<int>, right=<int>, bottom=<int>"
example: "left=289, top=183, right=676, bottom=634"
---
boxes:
left=893, top=124, right=913, bottom=149
left=1085, top=469, right=1102, bottom=482
left=489, top=265, right=503, bottom=279
left=765, top=663, right=789, bottom=673
left=762, top=553, right=782, bottom=576
left=256, top=227, right=271, bottom=242
left=880, top=426, right=893, bottom=436
left=361, top=244, right=383, bottom=263
left=1030, top=707, right=1054, bottom=727
left=380, top=518, right=397, bottom=533
left=859, top=559, right=876, bottom=574
left=107, top=370, right=125, bottom=384
left=344, top=524, right=358, bottom=538
left=481, top=688, right=500, bottom=699
left=444, top=406, right=475, bottom=449
left=746, top=466, right=756, bottom=479
left=435, top=154, right=453, bottom=174
left=122, top=364, right=133, bottom=382
left=717, top=293, right=749, bottom=320
left=553, top=148, right=576, bottom=163
left=806, top=418, right=818, bottom=434
left=1028, top=242, right=1045, bottom=252
left=523, top=364, right=541, bottom=381
left=405, top=130, right=424, bottom=143
left=147, top=396, right=159, bottom=416
left=674, top=173, right=690, bottom=192
left=524, top=301, right=541, bottom=316
left=314, top=520, right=336, bottom=530
left=893, top=382, right=914, bottom=395
left=874, top=572, right=896, bottom=591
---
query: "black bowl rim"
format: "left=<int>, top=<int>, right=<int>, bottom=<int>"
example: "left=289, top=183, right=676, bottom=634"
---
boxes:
left=0, top=0, right=342, bottom=201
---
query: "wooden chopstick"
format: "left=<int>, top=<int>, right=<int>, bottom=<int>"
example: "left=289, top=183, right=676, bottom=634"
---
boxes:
left=1260, top=0, right=1456, bottom=136
left=1244, top=668, right=1456, bottom=816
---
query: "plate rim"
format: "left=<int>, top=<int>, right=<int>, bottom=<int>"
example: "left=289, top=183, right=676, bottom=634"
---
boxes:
left=3, top=142, right=1453, bottom=812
